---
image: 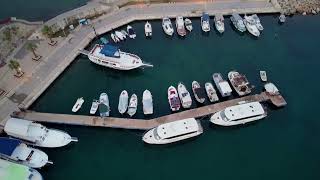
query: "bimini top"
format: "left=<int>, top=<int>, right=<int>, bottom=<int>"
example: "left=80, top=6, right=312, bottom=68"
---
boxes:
left=223, top=102, right=264, bottom=121
left=202, top=13, right=209, bottom=21
left=0, top=158, right=42, bottom=180
left=0, top=137, right=21, bottom=156
left=99, top=45, right=120, bottom=58
left=155, top=118, right=199, bottom=139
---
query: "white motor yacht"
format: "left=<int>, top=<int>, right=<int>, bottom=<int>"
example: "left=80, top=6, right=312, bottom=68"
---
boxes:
left=212, top=73, right=232, bottom=97
left=260, top=71, right=267, bottom=82
left=4, top=118, right=78, bottom=148
left=175, top=16, right=186, bottom=36
left=162, top=17, right=174, bottom=36
left=177, top=82, right=192, bottom=108
left=264, top=82, right=280, bottom=95
left=144, top=21, right=152, bottom=37
left=251, top=14, right=264, bottom=31
left=90, top=99, right=99, bottom=114
left=110, top=33, right=119, bottom=43
left=184, top=18, right=193, bottom=31
left=210, top=102, right=267, bottom=126
left=115, top=31, right=125, bottom=41
left=214, top=14, right=225, bottom=33
left=127, top=25, right=136, bottom=39
left=142, top=118, right=203, bottom=144
left=118, top=90, right=129, bottom=114
left=201, top=12, right=210, bottom=32
left=127, top=94, right=138, bottom=117
left=72, top=97, right=84, bottom=112
left=244, top=15, right=260, bottom=37
left=99, top=93, right=110, bottom=117
left=142, top=90, right=153, bottom=115
left=205, top=82, right=219, bottom=102
left=121, top=30, right=128, bottom=38
left=230, top=13, right=246, bottom=32
left=167, top=86, right=181, bottom=112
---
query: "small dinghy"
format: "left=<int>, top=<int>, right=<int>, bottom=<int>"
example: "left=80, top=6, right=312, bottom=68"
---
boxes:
left=260, top=71, right=267, bottom=82
left=184, top=18, right=193, bottom=32
left=72, top=97, right=84, bottom=112
left=127, top=25, right=136, bottom=39
left=0, top=137, right=51, bottom=168
left=205, top=82, right=219, bottom=102
left=162, top=17, right=174, bottom=36
left=279, top=14, right=286, bottom=23
left=115, top=31, right=125, bottom=41
left=118, top=90, right=129, bottom=114
left=192, top=81, right=206, bottom=103
left=264, top=82, right=280, bottom=95
left=168, top=86, right=181, bottom=112
left=90, top=99, right=99, bottom=114
left=177, top=82, right=192, bottom=108
left=144, top=21, right=152, bottom=37
left=100, top=37, right=109, bottom=44
left=111, top=33, right=119, bottom=43
left=99, top=93, right=110, bottom=117
left=142, top=90, right=153, bottom=115
left=127, top=94, right=138, bottom=117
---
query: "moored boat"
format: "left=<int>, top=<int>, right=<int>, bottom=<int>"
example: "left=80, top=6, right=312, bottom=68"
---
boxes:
left=251, top=14, right=264, bottom=31
left=212, top=73, right=232, bottom=97
left=184, top=18, right=193, bottom=31
left=162, top=17, right=174, bottom=36
left=260, top=71, right=267, bottom=82
left=192, top=81, right=206, bottom=103
left=72, top=97, right=84, bottom=112
left=118, top=90, right=129, bottom=114
left=99, top=93, right=110, bottom=117
left=115, top=31, right=125, bottom=41
left=127, top=25, right=136, bottom=39
left=201, top=12, right=210, bottom=32
left=90, top=99, right=99, bottom=114
left=167, top=86, right=181, bottom=112
left=127, top=94, right=138, bottom=117
left=121, top=30, right=128, bottom=37
left=142, top=90, right=153, bottom=115
left=0, top=137, right=51, bottom=168
left=244, top=15, right=260, bottom=37
left=111, top=33, right=119, bottom=43
left=177, top=82, right=192, bottom=108
left=228, top=71, right=252, bottom=96
left=279, top=14, right=286, bottom=23
left=230, top=13, right=246, bottom=32
left=205, top=82, right=219, bottom=102
left=144, top=21, right=152, bottom=37
left=210, top=102, right=267, bottom=126
left=4, top=118, right=78, bottom=148
left=142, top=118, right=203, bottom=144
left=264, top=82, right=280, bottom=95
left=214, top=14, right=225, bottom=33
left=175, top=16, right=186, bottom=36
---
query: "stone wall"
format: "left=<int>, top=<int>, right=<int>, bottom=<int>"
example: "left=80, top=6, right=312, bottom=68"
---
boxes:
left=278, top=0, right=320, bottom=14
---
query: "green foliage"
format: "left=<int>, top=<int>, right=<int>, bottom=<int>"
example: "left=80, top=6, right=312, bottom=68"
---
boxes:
left=2, top=28, right=12, bottom=41
left=8, top=59, right=20, bottom=71
left=42, top=25, right=53, bottom=38
left=26, top=42, right=37, bottom=51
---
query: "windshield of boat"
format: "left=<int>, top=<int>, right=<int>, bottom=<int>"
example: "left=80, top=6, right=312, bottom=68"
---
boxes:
left=220, top=111, right=229, bottom=121
left=153, top=128, right=161, bottom=140
left=182, top=92, right=188, bottom=97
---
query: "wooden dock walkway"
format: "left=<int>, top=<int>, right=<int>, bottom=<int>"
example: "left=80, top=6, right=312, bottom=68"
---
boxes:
left=12, top=92, right=286, bottom=130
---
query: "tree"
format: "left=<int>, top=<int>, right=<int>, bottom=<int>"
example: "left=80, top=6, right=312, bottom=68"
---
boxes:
left=26, top=42, right=40, bottom=59
left=8, top=59, right=23, bottom=77
left=42, top=25, right=54, bottom=43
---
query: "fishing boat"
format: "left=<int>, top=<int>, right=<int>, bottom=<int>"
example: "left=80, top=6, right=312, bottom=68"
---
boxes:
left=230, top=13, right=246, bottom=32
left=87, top=44, right=153, bottom=70
left=72, top=97, right=84, bottom=112
left=192, top=81, right=206, bottom=103
left=142, top=90, right=153, bottom=115
left=127, top=94, right=138, bottom=117
left=90, top=99, right=99, bottom=114
left=167, top=86, right=181, bottom=112
left=100, top=37, right=108, bottom=44
left=184, top=18, right=193, bottom=31
left=127, top=25, right=136, bottom=39
left=111, top=33, right=119, bottom=43
left=4, top=118, right=78, bottom=148
left=0, top=158, right=43, bottom=180
left=205, top=82, right=219, bottom=102
left=264, top=82, right=280, bottom=95
left=162, top=17, right=174, bottom=36
left=144, top=21, right=152, bottom=37
left=212, top=73, right=232, bottom=97
left=118, top=90, right=128, bottom=114
left=175, top=16, right=186, bottom=36
left=260, top=71, right=267, bottom=82
left=99, top=93, right=110, bottom=117
left=142, top=118, right=203, bottom=144
left=177, top=82, right=192, bottom=108
left=228, top=71, right=252, bottom=96
left=121, top=30, right=128, bottom=37
left=201, top=12, right=210, bottom=32
left=214, top=14, right=225, bottom=33
left=244, top=15, right=260, bottom=37
left=115, top=31, right=125, bottom=41
left=0, top=137, right=51, bottom=168
left=251, top=14, right=264, bottom=31
left=210, top=102, right=267, bottom=126
left=279, top=14, right=286, bottom=23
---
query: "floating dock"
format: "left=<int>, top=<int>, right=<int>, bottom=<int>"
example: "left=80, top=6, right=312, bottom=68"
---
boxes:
left=12, top=92, right=286, bottom=130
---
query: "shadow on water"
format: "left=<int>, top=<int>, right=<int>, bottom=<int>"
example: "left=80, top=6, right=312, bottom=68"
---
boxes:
left=201, top=31, right=210, bottom=37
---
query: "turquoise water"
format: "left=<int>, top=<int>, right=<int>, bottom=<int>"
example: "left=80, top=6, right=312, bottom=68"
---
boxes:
left=30, top=15, right=320, bottom=180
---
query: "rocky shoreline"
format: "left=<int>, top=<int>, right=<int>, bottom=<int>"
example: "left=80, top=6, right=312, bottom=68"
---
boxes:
left=278, top=0, right=320, bottom=15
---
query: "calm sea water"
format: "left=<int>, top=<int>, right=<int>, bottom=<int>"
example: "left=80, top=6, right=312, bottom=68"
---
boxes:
left=30, top=15, right=320, bottom=180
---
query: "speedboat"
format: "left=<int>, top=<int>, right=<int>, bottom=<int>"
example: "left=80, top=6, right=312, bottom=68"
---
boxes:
left=230, top=13, right=246, bottom=32
left=192, top=81, right=206, bottom=103
left=210, top=102, right=267, bottom=126
left=121, top=30, right=128, bottom=37
left=162, top=17, right=174, bottom=36
left=212, top=73, right=232, bottom=97
left=0, top=158, right=43, bottom=180
left=184, top=18, right=193, bottom=31
left=111, top=33, right=119, bottom=43
left=142, top=118, right=203, bottom=144
left=175, top=16, right=186, bottom=36
left=127, top=94, right=138, bottom=117
left=177, top=82, right=192, bottom=108
left=142, top=90, right=153, bottom=115
left=201, top=12, right=210, bottom=32
left=251, top=14, right=264, bottom=31
left=99, top=93, right=110, bottom=117
left=279, top=14, right=286, bottom=23
left=0, top=137, right=51, bottom=168
left=228, top=71, right=252, bottom=96
left=127, top=25, right=136, bottom=39
left=260, top=71, right=267, bottom=82
left=72, top=97, right=84, bottom=112
left=118, top=90, right=129, bottom=114
left=144, top=21, right=152, bottom=37
left=205, top=82, right=219, bottom=102
left=90, top=99, right=99, bottom=114
left=244, top=15, right=260, bottom=37
left=115, top=31, right=125, bottom=41
left=264, top=82, right=280, bottom=95
left=87, top=44, right=153, bottom=70
left=214, top=14, right=225, bottom=33
left=167, top=86, right=181, bottom=112
left=4, top=118, right=78, bottom=148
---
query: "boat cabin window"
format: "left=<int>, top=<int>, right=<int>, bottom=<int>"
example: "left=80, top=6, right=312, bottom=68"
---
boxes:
left=164, top=131, right=197, bottom=140
left=26, top=150, right=34, bottom=161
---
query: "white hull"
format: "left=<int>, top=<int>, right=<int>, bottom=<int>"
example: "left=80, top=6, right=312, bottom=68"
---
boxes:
left=72, top=97, right=84, bottom=112
left=201, top=13, right=210, bottom=32
left=177, top=82, right=192, bottom=108
left=168, top=86, right=181, bottom=112
left=205, top=82, right=219, bottom=102
left=184, top=18, right=193, bottom=32
left=127, top=94, right=138, bottom=117
left=228, top=71, right=251, bottom=96
left=212, top=73, right=232, bottom=97
left=176, top=16, right=186, bottom=36
left=127, top=25, right=136, bottom=39
left=90, top=100, right=99, bottom=114
left=142, top=90, right=153, bottom=115
left=118, top=90, right=129, bottom=114
left=115, top=31, right=125, bottom=41
left=162, top=18, right=174, bottom=36
left=144, top=21, right=152, bottom=37
left=244, top=17, right=260, bottom=37
left=260, top=71, right=267, bottom=82
left=211, top=114, right=267, bottom=126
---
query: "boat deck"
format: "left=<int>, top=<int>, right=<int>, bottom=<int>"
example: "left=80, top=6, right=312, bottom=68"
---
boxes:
left=7, top=92, right=286, bottom=131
